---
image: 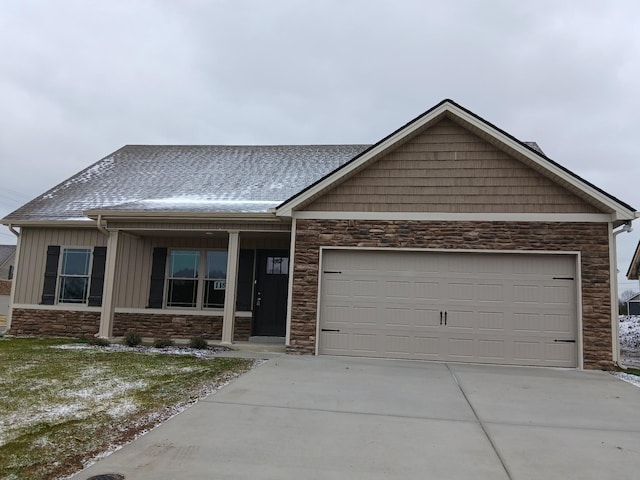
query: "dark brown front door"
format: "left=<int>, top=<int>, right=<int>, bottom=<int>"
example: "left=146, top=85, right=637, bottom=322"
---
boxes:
left=253, top=250, right=289, bottom=336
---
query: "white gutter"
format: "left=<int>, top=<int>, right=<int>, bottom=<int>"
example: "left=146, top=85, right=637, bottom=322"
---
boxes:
left=8, top=224, right=20, bottom=237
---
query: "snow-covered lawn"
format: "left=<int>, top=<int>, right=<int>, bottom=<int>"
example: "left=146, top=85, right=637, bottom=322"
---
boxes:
left=614, top=315, right=640, bottom=387
left=0, top=338, right=255, bottom=480
left=619, top=315, right=640, bottom=350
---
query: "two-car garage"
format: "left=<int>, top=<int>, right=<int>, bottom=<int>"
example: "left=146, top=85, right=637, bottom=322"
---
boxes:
left=318, top=249, right=578, bottom=367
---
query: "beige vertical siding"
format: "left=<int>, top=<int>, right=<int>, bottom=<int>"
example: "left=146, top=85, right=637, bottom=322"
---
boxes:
left=14, top=227, right=108, bottom=305
left=15, top=225, right=290, bottom=308
left=304, top=118, right=601, bottom=213
left=114, top=234, right=291, bottom=308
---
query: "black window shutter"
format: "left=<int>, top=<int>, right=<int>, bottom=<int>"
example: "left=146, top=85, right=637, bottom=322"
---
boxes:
left=41, top=245, right=60, bottom=305
left=148, top=247, right=167, bottom=308
left=236, top=249, right=255, bottom=311
left=88, top=246, right=107, bottom=306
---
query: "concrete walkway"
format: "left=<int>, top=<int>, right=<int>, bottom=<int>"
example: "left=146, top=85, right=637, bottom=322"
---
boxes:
left=72, top=356, right=640, bottom=479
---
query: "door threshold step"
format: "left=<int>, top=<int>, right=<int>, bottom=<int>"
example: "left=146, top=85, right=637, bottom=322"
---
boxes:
left=249, top=336, right=285, bottom=344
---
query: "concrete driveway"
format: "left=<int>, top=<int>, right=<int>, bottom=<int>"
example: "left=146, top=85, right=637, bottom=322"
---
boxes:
left=72, top=355, right=640, bottom=480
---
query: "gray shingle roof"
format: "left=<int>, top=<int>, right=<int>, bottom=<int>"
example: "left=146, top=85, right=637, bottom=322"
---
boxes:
left=0, top=245, right=16, bottom=266
left=2, top=145, right=370, bottom=221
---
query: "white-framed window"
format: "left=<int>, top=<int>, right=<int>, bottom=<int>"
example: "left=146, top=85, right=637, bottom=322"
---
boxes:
left=165, top=249, right=228, bottom=309
left=58, top=247, right=92, bottom=304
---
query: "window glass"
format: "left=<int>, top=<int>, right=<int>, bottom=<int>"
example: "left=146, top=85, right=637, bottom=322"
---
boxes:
left=204, top=251, right=227, bottom=308
left=167, top=279, right=198, bottom=308
left=167, top=250, right=199, bottom=307
left=61, top=248, right=91, bottom=275
left=58, top=248, right=91, bottom=303
left=266, top=256, right=288, bottom=275
left=169, top=251, right=199, bottom=278
left=58, top=277, right=89, bottom=303
left=206, top=251, right=228, bottom=279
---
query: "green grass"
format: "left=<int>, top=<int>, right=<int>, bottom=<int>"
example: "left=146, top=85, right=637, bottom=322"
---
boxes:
left=0, top=337, right=254, bottom=479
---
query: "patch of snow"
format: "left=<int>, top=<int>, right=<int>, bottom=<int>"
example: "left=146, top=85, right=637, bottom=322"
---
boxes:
left=611, top=372, right=640, bottom=388
left=619, top=315, right=640, bottom=349
left=54, top=342, right=229, bottom=358
left=106, top=399, right=138, bottom=419
left=143, top=197, right=281, bottom=205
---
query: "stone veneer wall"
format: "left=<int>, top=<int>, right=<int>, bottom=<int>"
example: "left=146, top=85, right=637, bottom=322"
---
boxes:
left=10, top=309, right=252, bottom=342
left=289, top=220, right=613, bottom=369
left=10, top=308, right=100, bottom=337
left=113, top=312, right=251, bottom=341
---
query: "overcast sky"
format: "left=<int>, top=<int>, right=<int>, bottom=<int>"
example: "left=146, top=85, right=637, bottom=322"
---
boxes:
left=1, top=0, right=639, bottom=292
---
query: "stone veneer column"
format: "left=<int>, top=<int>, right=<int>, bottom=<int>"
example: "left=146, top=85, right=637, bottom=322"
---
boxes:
left=221, top=230, right=240, bottom=344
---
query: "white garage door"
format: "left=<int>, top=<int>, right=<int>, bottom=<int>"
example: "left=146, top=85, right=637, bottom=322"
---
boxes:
left=319, top=250, right=577, bottom=367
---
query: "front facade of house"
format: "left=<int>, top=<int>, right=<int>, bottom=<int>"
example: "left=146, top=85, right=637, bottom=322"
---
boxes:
left=627, top=294, right=640, bottom=316
left=3, top=100, right=637, bottom=369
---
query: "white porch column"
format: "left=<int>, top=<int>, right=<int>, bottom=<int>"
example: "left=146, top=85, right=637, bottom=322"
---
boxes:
left=221, top=230, right=240, bottom=344
left=98, top=230, right=120, bottom=338
left=6, top=226, right=22, bottom=332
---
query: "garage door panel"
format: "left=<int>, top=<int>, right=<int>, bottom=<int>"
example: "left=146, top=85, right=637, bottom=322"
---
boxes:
left=448, top=282, right=474, bottom=301
left=544, top=313, right=573, bottom=334
left=542, top=285, right=572, bottom=305
left=446, top=309, right=475, bottom=329
left=476, top=312, right=506, bottom=330
left=414, top=281, right=441, bottom=300
left=384, top=307, right=412, bottom=326
left=386, top=281, right=413, bottom=299
left=413, top=307, right=442, bottom=328
left=477, top=339, right=506, bottom=360
left=544, top=342, right=577, bottom=366
left=319, top=250, right=577, bottom=367
left=477, top=283, right=505, bottom=302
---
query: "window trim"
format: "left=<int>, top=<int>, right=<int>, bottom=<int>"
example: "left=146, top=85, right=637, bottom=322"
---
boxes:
left=56, top=246, right=93, bottom=305
left=164, top=248, right=229, bottom=310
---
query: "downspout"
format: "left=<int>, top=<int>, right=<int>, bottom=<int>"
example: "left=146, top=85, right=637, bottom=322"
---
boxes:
left=96, top=214, right=109, bottom=236
left=612, top=220, right=633, bottom=368
left=6, top=224, right=21, bottom=333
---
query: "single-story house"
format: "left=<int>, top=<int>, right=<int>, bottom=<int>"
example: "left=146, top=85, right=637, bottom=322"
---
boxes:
left=626, top=292, right=640, bottom=316
left=2, top=99, right=637, bottom=369
left=627, top=241, right=640, bottom=282
left=0, top=245, right=16, bottom=327
left=0, top=244, right=15, bottom=280
left=626, top=241, right=640, bottom=315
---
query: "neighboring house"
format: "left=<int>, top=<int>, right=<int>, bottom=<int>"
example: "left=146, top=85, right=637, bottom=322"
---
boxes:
left=0, top=244, right=15, bottom=280
left=626, top=241, right=640, bottom=315
left=0, top=245, right=16, bottom=326
left=1, top=99, right=637, bottom=369
left=626, top=293, right=640, bottom=316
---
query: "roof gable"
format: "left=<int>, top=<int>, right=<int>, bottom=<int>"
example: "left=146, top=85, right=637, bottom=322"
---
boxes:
left=303, top=117, right=601, bottom=214
left=276, top=99, right=636, bottom=221
left=627, top=241, right=640, bottom=280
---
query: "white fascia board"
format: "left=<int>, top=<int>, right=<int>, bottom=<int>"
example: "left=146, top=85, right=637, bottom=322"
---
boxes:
left=292, top=211, right=613, bottom=222
left=1, top=219, right=95, bottom=227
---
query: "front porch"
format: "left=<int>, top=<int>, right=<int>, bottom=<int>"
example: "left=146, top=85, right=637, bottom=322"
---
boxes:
left=96, top=219, right=292, bottom=345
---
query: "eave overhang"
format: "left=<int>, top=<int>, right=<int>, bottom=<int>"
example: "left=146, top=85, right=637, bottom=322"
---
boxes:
left=84, top=209, right=283, bottom=223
